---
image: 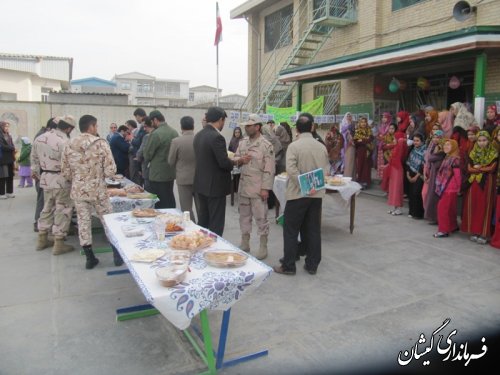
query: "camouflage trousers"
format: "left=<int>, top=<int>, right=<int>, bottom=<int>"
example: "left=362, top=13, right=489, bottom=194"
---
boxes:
left=74, top=195, right=112, bottom=247
left=38, top=188, right=73, bottom=237
left=239, top=196, right=269, bottom=236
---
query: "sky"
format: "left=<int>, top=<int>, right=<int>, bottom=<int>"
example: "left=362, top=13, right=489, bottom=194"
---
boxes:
left=1, top=0, right=249, bottom=95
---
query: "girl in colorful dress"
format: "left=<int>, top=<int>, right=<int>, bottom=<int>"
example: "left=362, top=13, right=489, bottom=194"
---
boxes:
left=484, top=104, right=500, bottom=135
left=423, top=130, right=445, bottom=223
left=353, top=117, right=373, bottom=189
left=405, top=133, right=426, bottom=219
left=381, top=123, right=397, bottom=167
left=17, top=137, right=33, bottom=188
left=324, top=124, right=344, bottom=175
left=396, top=111, right=410, bottom=134
left=376, top=112, right=393, bottom=178
left=461, top=131, right=498, bottom=244
left=382, top=132, right=407, bottom=215
left=341, top=112, right=356, bottom=177
left=433, top=140, right=461, bottom=238
left=424, top=109, right=439, bottom=139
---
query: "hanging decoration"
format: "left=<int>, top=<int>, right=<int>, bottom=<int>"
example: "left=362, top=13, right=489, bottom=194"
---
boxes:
left=374, top=84, right=383, bottom=95
left=449, top=75, right=461, bottom=89
left=417, top=77, right=430, bottom=90
left=388, top=77, right=400, bottom=93
left=398, top=80, right=407, bottom=91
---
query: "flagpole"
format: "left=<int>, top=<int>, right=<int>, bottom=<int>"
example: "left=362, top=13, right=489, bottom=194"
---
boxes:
left=216, top=43, right=219, bottom=106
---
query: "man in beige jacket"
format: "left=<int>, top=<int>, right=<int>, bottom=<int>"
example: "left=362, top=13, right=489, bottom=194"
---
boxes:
left=168, top=116, right=198, bottom=221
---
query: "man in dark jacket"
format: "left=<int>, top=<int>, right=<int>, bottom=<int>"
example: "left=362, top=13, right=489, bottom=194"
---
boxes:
left=109, top=125, right=130, bottom=177
left=193, top=106, right=249, bottom=236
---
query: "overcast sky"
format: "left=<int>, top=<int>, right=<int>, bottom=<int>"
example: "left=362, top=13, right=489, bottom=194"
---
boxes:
left=1, top=0, right=249, bottom=95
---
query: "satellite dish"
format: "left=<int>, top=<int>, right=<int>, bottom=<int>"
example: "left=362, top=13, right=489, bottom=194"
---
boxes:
left=453, top=1, right=477, bottom=22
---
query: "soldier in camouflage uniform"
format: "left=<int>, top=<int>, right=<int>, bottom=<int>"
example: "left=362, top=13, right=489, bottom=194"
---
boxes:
left=31, top=116, right=76, bottom=255
left=61, top=115, right=117, bottom=269
left=235, top=114, right=275, bottom=260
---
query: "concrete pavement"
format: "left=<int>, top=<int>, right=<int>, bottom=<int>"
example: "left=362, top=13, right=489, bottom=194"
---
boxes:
left=1, top=184, right=499, bottom=374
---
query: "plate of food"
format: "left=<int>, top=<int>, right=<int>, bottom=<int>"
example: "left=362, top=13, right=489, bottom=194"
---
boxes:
left=130, top=249, right=166, bottom=263
left=132, top=208, right=161, bottom=218
left=327, top=176, right=345, bottom=186
left=158, top=213, right=183, bottom=224
left=155, top=264, right=188, bottom=287
left=105, top=178, right=121, bottom=187
left=107, top=188, right=127, bottom=197
left=203, top=250, right=248, bottom=268
left=169, top=231, right=215, bottom=251
left=124, top=185, right=144, bottom=194
left=165, top=222, right=184, bottom=235
left=113, top=174, right=124, bottom=180
left=127, top=192, right=154, bottom=199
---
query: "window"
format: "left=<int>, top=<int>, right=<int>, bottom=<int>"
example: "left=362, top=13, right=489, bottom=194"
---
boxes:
left=189, top=92, right=195, bottom=101
left=314, top=82, right=340, bottom=115
left=166, top=82, right=181, bottom=97
left=264, top=4, right=293, bottom=52
left=392, top=0, right=425, bottom=11
left=137, top=82, right=152, bottom=93
left=120, top=82, right=131, bottom=90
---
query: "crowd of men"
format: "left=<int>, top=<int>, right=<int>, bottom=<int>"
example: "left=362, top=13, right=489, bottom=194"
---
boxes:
left=27, top=106, right=329, bottom=275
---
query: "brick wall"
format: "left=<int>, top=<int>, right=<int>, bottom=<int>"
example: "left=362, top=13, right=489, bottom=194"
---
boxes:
left=486, top=57, right=500, bottom=94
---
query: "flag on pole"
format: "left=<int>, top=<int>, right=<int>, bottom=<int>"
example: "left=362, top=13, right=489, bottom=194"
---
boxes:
left=214, top=2, right=222, bottom=46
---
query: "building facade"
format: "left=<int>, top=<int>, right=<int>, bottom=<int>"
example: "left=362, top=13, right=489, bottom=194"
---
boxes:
left=70, top=77, right=116, bottom=94
left=113, top=72, right=189, bottom=106
left=0, top=53, right=72, bottom=102
left=231, top=0, right=500, bottom=123
left=188, top=85, right=223, bottom=106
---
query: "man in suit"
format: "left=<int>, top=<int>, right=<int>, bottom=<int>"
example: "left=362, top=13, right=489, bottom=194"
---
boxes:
left=168, top=116, right=198, bottom=222
left=273, top=113, right=329, bottom=276
left=193, top=106, right=250, bottom=236
left=109, top=125, right=130, bottom=177
left=143, top=110, right=178, bottom=208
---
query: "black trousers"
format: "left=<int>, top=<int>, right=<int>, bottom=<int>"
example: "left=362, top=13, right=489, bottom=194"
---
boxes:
left=408, top=171, right=424, bottom=218
left=282, top=198, right=322, bottom=272
left=0, top=163, right=14, bottom=195
left=149, top=180, right=176, bottom=209
left=197, top=194, right=226, bottom=236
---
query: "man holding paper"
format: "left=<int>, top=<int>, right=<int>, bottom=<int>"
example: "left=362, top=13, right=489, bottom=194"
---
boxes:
left=273, top=113, right=329, bottom=276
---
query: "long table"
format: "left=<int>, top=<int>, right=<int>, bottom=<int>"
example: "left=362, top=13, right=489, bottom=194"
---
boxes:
left=273, top=175, right=361, bottom=234
left=109, top=177, right=158, bottom=213
left=103, top=210, right=272, bottom=373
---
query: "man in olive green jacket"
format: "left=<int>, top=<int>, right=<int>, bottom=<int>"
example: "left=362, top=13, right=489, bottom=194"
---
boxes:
left=143, top=110, right=179, bottom=208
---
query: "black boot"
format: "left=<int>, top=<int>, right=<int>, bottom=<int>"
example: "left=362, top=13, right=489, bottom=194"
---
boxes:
left=111, top=245, right=124, bottom=266
left=83, top=245, right=99, bottom=269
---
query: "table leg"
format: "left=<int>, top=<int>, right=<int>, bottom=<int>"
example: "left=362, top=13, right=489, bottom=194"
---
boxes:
left=230, top=176, right=235, bottom=207
left=349, top=195, right=355, bottom=234
left=200, top=310, right=217, bottom=375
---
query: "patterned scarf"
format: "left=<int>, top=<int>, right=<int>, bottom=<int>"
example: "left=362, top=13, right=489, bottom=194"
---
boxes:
left=406, top=143, right=427, bottom=173
left=468, top=130, right=498, bottom=184
left=435, top=140, right=460, bottom=197
left=353, top=124, right=372, bottom=141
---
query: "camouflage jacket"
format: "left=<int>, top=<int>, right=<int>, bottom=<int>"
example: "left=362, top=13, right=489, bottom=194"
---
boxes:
left=61, top=133, right=116, bottom=200
left=235, top=134, right=275, bottom=198
left=31, top=129, right=71, bottom=189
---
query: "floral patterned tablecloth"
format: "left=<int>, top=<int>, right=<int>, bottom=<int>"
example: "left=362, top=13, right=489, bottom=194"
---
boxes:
left=103, top=209, right=273, bottom=330
left=109, top=178, right=158, bottom=213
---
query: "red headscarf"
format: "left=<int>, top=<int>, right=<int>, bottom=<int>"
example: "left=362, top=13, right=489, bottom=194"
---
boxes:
left=397, top=111, right=410, bottom=133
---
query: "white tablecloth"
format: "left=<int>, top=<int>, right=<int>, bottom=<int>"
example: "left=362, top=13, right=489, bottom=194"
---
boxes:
left=108, top=178, right=159, bottom=213
left=273, top=176, right=362, bottom=215
left=103, top=210, right=272, bottom=330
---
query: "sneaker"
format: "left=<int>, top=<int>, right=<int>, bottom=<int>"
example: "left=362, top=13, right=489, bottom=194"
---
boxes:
left=476, top=237, right=488, bottom=245
left=0, top=195, right=7, bottom=200
left=408, top=214, right=413, bottom=218
left=433, top=232, right=449, bottom=238
left=470, top=235, right=478, bottom=242
left=387, top=209, right=394, bottom=214
left=6, top=194, right=15, bottom=198
left=392, top=209, right=402, bottom=216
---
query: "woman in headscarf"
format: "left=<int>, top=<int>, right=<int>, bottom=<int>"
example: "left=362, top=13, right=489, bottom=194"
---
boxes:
left=341, top=112, right=356, bottom=177
left=489, top=128, right=500, bottom=248
left=0, top=121, right=16, bottom=199
left=353, top=117, right=373, bottom=189
left=376, top=112, right=393, bottom=178
left=405, top=133, right=426, bottom=219
left=17, top=136, right=33, bottom=188
left=450, top=102, right=477, bottom=131
left=228, top=126, right=243, bottom=153
left=406, top=115, right=418, bottom=143
left=484, top=104, right=500, bottom=135
left=433, top=139, right=461, bottom=238
left=396, top=111, right=410, bottom=134
left=381, top=132, right=407, bottom=216
left=438, top=110, right=454, bottom=138
left=324, top=124, right=344, bottom=175
left=422, top=130, right=445, bottom=223
left=424, top=109, right=439, bottom=139
left=461, top=130, right=498, bottom=244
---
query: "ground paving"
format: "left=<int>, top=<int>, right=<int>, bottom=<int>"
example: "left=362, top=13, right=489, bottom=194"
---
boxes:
left=1, top=184, right=499, bottom=374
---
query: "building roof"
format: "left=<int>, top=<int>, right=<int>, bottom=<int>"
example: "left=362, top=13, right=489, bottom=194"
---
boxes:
left=190, top=85, right=221, bottom=92
left=114, top=71, right=156, bottom=80
left=71, top=77, right=116, bottom=87
left=0, top=52, right=73, bottom=83
left=230, top=0, right=276, bottom=19
left=0, top=52, right=72, bottom=61
left=49, top=91, right=127, bottom=96
left=280, top=26, right=500, bottom=83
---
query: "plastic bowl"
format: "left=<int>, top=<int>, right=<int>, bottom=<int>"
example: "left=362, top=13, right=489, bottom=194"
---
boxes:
left=155, top=264, right=188, bottom=287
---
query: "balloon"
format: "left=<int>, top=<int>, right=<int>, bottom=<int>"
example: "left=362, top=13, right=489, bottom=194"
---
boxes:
left=389, top=80, right=399, bottom=93
left=417, top=77, right=429, bottom=89
left=449, top=76, right=460, bottom=89
left=374, top=84, right=383, bottom=95
left=398, top=80, right=407, bottom=90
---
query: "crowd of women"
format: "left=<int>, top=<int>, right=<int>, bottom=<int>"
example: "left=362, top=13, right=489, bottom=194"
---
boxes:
left=322, top=103, right=500, bottom=247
